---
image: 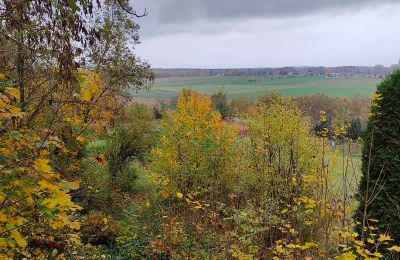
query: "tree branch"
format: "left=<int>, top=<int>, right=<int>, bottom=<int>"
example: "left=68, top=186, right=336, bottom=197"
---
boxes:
left=116, top=0, right=148, bottom=18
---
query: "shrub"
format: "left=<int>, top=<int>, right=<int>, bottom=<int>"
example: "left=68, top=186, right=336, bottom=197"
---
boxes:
left=81, top=211, right=123, bottom=246
left=211, top=89, right=231, bottom=119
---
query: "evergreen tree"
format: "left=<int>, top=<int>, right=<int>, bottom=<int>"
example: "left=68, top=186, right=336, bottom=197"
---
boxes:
left=355, top=70, right=400, bottom=245
left=347, top=118, right=363, bottom=141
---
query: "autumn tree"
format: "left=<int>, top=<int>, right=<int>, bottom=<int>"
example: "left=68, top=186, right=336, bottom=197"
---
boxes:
left=0, top=0, right=153, bottom=256
left=151, top=89, right=239, bottom=197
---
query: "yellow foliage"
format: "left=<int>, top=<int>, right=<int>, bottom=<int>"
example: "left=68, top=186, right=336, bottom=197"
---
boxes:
left=378, top=234, right=392, bottom=243
left=0, top=71, right=86, bottom=256
left=336, top=251, right=357, bottom=260
left=151, top=89, right=239, bottom=195
left=388, top=245, right=400, bottom=252
left=34, top=158, right=52, bottom=173
left=79, top=69, right=101, bottom=101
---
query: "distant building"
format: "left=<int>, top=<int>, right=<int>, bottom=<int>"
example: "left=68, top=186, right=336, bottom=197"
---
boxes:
left=329, top=72, right=340, bottom=77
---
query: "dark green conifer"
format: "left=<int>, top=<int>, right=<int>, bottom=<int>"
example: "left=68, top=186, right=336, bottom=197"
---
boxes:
left=355, top=70, right=400, bottom=245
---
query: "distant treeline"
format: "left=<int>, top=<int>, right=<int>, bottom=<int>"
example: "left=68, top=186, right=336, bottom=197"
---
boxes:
left=153, top=65, right=397, bottom=78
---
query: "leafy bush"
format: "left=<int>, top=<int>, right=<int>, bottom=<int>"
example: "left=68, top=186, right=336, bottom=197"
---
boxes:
left=211, top=89, right=231, bottom=119
left=81, top=211, right=124, bottom=246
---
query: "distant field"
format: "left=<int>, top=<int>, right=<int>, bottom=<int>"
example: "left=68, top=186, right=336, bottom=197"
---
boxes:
left=132, top=75, right=381, bottom=100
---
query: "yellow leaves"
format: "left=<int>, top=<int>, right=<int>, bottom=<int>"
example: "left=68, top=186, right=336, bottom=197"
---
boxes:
left=176, top=192, right=183, bottom=199
left=378, top=234, right=392, bottom=243
left=275, top=244, right=284, bottom=254
left=336, top=251, right=357, bottom=260
left=51, top=220, right=65, bottom=229
left=6, top=87, right=20, bottom=101
left=0, top=73, right=6, bottom=80
left=76, top=136, right=85, bottom=143
left=372, top=93, right=383, bottom=102
left=0, top=212, right=7, bottom=222
left=79, top=70, right=101, bottom=101
left=70, top=180, right=80, bottom=190
left=388, top=245, right=400, bottom=252
left=230, top=244, right=253, bottom=260
left=160, top=190, right=169, bottom=198
left=299, top=242, right=317, bottom=250
left=320, top=111, right=327, bottom=123
left=34, top=158, right=52, bottom=173
left=39, top=180, right=60, bottom=193
left=65, top=117, right=82, bottom=126
left=68, top=221, right=80, bottom=230
left=5, top=106, right=24, bottom=118
left=51, top=215, right=80, bottom=231
left=11, top=230, right=27, bottom=248
left=145, top=199, right=151, bottom=208
left=177, top=89, right=213, bottom=119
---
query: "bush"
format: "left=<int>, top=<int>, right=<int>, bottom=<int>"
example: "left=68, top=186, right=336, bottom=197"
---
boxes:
left=81, top=211, right=124, bottom=246
left=78, top=104, right=156, bottom=210
left=106, top=104, right=156, bottom=188
left=211, top=89, right=231, bottom=119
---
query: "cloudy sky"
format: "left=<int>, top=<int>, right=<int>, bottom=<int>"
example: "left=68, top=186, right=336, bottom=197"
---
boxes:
left=133, top=0, right=400, bottom=68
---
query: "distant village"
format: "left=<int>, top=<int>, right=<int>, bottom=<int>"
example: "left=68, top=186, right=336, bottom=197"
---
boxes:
left=154, top=59, right=400, bottom=78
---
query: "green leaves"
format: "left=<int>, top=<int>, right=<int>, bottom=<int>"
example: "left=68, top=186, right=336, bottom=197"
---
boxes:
left=67, top=0, right=81, bottom=12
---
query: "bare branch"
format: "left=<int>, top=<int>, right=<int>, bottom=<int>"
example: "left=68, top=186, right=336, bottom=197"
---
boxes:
left=116, top=0, right=148, bottom=18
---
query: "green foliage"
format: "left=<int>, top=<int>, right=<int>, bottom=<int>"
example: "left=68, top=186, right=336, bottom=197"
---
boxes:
left=355, top=70, right=400, bottom=245
left=106, top=104, right=155, bottom=185
left=211, top=89, right=231, bottom=119
left=347, top=118, right=363, bottom=141
left=79, top=105, right=156, bottom=210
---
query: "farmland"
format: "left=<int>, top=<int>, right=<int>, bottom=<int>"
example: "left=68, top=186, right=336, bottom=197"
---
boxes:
left=133, top=75, right=381, bottom=99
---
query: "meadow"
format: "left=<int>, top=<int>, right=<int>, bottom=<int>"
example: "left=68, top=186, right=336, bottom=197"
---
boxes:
left=134, top=75, right=381, bottom=99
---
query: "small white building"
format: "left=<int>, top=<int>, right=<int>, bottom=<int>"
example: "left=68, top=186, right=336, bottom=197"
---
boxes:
left=329, top=72, right=340, bottom=77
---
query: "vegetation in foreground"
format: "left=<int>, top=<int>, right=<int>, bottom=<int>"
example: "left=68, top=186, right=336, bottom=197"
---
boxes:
left=1, top=0, right=400, bottom=259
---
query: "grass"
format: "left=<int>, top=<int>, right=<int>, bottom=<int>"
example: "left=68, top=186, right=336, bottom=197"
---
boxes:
left=133, top=75, right=381, bottom=99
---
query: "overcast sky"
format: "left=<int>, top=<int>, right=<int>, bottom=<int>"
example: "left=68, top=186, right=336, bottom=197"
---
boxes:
left=133, top=0, right=400, bottom=68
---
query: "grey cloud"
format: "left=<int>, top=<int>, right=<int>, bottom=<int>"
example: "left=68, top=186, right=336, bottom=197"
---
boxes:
left=141, top=0, right=398, bottom=23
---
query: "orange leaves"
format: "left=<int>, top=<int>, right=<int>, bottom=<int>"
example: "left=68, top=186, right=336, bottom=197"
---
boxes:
left=95, top=153, right=106, bottom=165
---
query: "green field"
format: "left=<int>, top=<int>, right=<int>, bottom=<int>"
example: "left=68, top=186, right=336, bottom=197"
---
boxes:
left=133, top=75, right=381, bottom=99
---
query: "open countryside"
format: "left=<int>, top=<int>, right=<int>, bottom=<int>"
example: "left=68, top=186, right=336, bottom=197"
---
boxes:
left=134, top=75, right=381, bottom=99
left=3, top=0, right=400, bottom=259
